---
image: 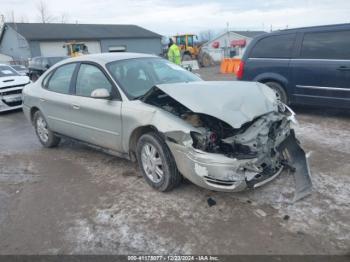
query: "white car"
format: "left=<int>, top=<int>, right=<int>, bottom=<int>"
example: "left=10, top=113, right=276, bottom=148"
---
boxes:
left=0, top=64, right=30, bottom=112
left=22, top=53, right=312, bottom=201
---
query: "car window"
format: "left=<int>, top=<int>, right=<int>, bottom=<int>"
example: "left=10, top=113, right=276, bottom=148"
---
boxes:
left=47, top=63, right=76, bottom=94
left=106, top=58, right=201, bottom=99
left=250, top=33, right=296, bottom=58
left=42, top=71, right=53, bottom=88
left=76, top=64, right=112, bottom=97
left=0, top=65, right=19, bottom=77
left=300, top=30, right=350, bottom=59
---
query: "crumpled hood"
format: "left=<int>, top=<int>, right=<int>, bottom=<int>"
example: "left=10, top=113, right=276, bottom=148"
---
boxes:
left=0, top=75, right=30, bottom=88
left=156, top=81, right=278, bottom=128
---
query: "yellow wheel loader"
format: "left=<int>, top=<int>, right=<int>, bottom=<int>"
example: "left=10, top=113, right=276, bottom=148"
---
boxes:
left=173, top=34, right=213, bottom=67
left=63, top=42, right=89, bottom=57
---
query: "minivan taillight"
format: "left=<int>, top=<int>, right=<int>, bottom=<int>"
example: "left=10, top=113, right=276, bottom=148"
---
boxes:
left=236, top=60, right=244, bottom=80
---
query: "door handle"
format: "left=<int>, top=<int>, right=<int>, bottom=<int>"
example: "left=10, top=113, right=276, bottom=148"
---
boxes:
left=72, top=104, right=80, bottom=110
left=40, top=98, right=46, bottom=102
left=337, top=66, right=350, bottom=71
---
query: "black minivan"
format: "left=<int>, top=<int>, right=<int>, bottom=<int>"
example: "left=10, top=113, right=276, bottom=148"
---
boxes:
left=238, top=23, right=350, bottom=108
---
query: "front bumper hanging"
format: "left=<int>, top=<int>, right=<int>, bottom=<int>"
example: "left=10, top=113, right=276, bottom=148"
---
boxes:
left=278, top=130, right=313, bottom=202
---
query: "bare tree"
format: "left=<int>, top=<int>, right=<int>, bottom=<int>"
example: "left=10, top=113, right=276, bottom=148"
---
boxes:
left=20, top=15, right=29, bottom=23
left=36, top=0, right=54, bottom=23
left=60, top=12, right=70, bottom=23
left=4, top=10, right=16, bottom=23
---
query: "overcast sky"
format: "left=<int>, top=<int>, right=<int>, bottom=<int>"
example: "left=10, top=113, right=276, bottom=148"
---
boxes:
left=1, top=0, right=350, bottom=36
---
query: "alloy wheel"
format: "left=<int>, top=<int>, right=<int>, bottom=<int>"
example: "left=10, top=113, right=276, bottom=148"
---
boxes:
left=141, top=143, right=164, bottom=183
left=36, top=116, right=49, bottom=143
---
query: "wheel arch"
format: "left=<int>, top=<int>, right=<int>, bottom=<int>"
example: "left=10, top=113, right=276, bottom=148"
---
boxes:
left=128, top=125, right=160, bottom=161
left=254, top=73, right=291, bottom=102
left=30, top=106, right=40, bottom=125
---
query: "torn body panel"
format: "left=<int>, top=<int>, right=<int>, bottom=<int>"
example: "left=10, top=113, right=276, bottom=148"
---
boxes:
left=126, top=81, right=312, bottom=199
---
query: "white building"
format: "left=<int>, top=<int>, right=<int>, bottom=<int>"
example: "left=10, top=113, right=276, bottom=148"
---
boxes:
left=201, top=31, right=266, bottom=63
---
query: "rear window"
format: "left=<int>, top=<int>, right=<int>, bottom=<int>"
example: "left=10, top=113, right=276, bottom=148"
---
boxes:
left=47, top=63, right=76, bottom=94
left=300, top=30, right=350, bottom=60
left=250, top=33, right=296, bottom=58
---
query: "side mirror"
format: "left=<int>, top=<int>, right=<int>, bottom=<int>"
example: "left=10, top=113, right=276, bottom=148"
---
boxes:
left=91, top=88, right=111, bottom=99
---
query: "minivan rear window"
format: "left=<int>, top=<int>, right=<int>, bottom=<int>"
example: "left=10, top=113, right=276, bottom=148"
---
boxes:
left=300, top=30, right=350, bottom=60
left=249, top=33, right=296, bottom=59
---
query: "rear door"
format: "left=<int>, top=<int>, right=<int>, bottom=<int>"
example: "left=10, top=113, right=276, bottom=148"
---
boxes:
left=290, top=30, right=350, bottom=108
left=68, top=63, right=123, bottom=151
left=39, top=63, right=78, bottom=135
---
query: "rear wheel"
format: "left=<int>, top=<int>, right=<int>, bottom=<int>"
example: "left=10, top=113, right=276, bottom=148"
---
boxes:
left=136, top=132, right=182, bottom=191
left=264, top=81, right=288, bottom=104
left=33, top=111, right=60, bottom=148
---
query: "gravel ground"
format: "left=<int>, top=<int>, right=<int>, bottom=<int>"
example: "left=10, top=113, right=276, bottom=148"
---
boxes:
left=0, top=66, right=349, bottom=255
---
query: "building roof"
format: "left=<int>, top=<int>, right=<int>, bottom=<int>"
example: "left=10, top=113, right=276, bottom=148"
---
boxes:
left=230, top=31, right=267, bottom=38
left=3, top=23, right=162, bottom=41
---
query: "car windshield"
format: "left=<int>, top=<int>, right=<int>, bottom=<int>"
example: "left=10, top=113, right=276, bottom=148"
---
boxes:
left=0, top=65, right=19, bottom=77
left=11, top=65, right=26, bottom=71
left=106, top=57, right=201, bottom=99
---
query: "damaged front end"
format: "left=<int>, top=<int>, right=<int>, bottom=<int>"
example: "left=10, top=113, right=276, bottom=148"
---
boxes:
left=142, top=83, right=312, bottom=201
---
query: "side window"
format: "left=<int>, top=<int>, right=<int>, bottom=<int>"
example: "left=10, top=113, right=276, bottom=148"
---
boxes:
left=42, top=71, right=53, bottom=88
left=301, top=30, right=350, bottom=59
left=250, top=33, right=296, bottom=58
left=76, top=64, right=112, bottom=97
left=47, top=63, right=76, bottom=94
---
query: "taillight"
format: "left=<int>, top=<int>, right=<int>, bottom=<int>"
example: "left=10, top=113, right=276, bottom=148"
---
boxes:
left=236, top=60, right=244, bottom=80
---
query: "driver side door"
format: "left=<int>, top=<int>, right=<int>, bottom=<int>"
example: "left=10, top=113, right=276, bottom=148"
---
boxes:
left=68, top=62, right=123, bottom=152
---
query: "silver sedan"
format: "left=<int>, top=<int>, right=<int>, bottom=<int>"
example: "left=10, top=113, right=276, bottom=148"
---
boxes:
left=22, top=53, right=312, bottom=201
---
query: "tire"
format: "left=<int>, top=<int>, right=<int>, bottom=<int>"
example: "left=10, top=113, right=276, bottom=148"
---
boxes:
left=264, top=81, right=288, bottom=104
left=33, top=111, right=61, bottom=148
left=200, top=52, right=212, bottom=67
left=136, top=132, right=182, bottom=192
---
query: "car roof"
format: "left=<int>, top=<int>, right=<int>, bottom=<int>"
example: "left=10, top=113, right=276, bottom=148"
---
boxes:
left=257, top=23, right=350, bottom=39
left=279, top=23, right=350, bottom=33
left=61, top=52, right=159, bottom=64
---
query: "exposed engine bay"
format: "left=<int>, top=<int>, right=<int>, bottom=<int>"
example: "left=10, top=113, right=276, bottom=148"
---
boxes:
left=143, top=87, right=290, bottom=160
left=142, top=85, right=312, bottom=201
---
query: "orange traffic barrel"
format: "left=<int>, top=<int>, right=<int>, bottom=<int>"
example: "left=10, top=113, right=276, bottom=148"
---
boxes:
left=220, top=58, right=229, bottom=74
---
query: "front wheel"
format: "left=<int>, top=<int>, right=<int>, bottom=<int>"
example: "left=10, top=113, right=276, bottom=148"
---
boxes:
left=33, top=111, right=61, bottom=148
left=264, top=81, right=288, bottom=104
left=136, top=132, right=182, bottom=192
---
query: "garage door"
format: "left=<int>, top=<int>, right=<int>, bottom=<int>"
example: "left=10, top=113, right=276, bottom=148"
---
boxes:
left=40, top=41, right=102, bottom=56
left=40, top=42, right=66, bottom=56
left=84, top=41, right=101, bottom=54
